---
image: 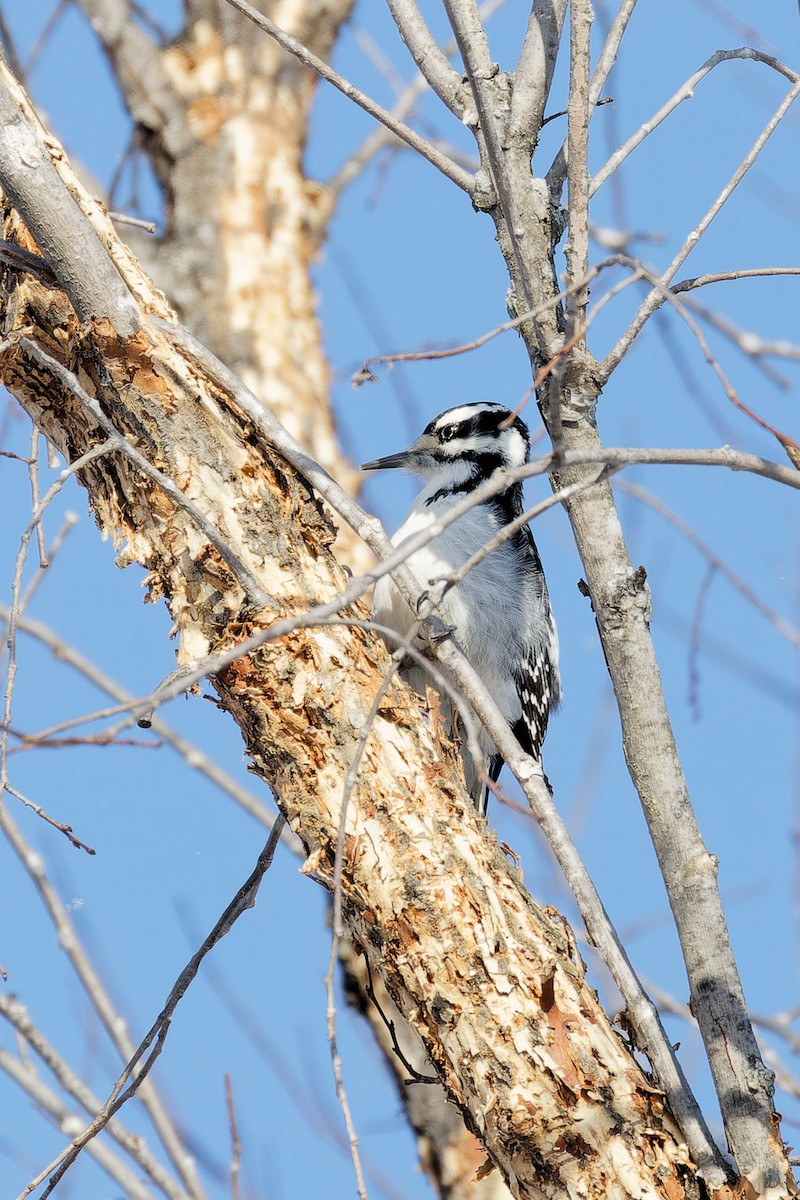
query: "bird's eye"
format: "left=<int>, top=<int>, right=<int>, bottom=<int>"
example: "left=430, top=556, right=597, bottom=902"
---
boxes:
left=440, top=424, right=458, bottom=442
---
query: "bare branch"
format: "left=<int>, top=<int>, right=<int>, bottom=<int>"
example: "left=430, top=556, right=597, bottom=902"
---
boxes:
left=0, top=70, right=140, bottom=334
left=564, top=0, right=592, bottom=326
left=1, top=438, right=124, bottom=818
left=586, top=0, right=639, bottom=107
left=510, top=0, right=569, bottom=140
left=108, top=210, right=157, bottom=233
left=600, top=72, right=800, bottom=379
left=672, top=266, right=800, bottom=295
left=546, top=0, right=639, bottom=195
left=0, top=995, right=188, bottom=1200
left=0, top=603, right=287, bottom=839
left=591, top=48, right=799, bottom=198
left=1, top=802, right=204, bottom=1198
left=0, top=1048, right=155, bottom=1200
left=386, top=0, right=465, bottom=113
left=324, top=643, right=412, bottom=1200
left=627, top=269, right=800, bottom=463
left=26, top=817, right=285, bottom=1198
left=224, top=1075, right=241, bottom=1200
left=354, top=293, right=572, bottom=381
left=22, top=0, right=68, bottom=76
left=3, top=781, right=95, bottom=852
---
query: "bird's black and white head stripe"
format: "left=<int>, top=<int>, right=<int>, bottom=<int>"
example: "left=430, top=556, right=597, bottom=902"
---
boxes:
left=362, top=401, right=530, bottom=511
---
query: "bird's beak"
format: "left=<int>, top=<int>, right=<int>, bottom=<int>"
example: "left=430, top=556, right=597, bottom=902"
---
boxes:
left=361, top=433, right=436, bottom=472
left=360, top=450, right=412, bottom=471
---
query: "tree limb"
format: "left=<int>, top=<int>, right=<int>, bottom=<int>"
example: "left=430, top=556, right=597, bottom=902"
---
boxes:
left=510, top=0, right=569, bottom=142
left=386, top=0, right=466, bottom=114
left=0, top=58, right=139, bottom=334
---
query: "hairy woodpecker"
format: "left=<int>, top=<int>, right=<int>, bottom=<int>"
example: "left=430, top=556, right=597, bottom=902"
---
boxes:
left=361, top=401, right=560, bottom=813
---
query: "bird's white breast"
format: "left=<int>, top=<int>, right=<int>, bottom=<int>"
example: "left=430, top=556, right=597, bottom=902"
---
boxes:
left=372, top=493, right=524, bottom=729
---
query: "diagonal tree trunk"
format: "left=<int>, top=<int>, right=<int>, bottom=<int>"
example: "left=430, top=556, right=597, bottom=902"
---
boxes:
left=20, top=2, right=493, bottom=1190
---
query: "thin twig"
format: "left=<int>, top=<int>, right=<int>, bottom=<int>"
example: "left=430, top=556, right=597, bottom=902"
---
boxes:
left=108, top=211, right=157, bottom=234
left=324, top=636, right=418, bottom=1200
left=679, top=292, right=799, bottom=379
left=1, top=438, right=121, bottom=816
left=1, top=802, right=204, bottom=1198
left=24, top=816, right=286, bottom=1200
left=0, top=1048, right=154, bottom=1199
left=688, top=563, right=716, bottom=721
left=671, top=267, right=800, bottom=296
left=591, top=48, right=800, bottom=198
left=600, top=72, right=800, bottom=380
left=614, top=481, right=800, bottom=650
left=27, top=426, right=47, bottom=568
left=0, top=995, right=188, bottom=1200
left=224, top=1075, right=241, bottom=1200
left=24, top=0, right=69, bottom=75
left=657, top=283, right=800, bottom=462
left=353, top=292, right=576, bottom=381
left=437, top=468, right=611, bottom=594
left=20, top=512, right=78, bottom=611
left=362, top=955, right=437, bottom=1085
left=0, top=603, right=285, bottom=840
left=4, top=782, right=95, bottom=853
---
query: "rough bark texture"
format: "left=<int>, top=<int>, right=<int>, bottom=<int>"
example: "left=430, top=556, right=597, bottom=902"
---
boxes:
left=0, top=91, right=720, bottom=1199
left=340, top=939, right=514, bottom=1200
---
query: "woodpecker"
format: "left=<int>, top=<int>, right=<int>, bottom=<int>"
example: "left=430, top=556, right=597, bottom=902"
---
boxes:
left=362, top=402, right=560, bottom=813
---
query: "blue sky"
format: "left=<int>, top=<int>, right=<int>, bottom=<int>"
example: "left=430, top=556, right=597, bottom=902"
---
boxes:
left=1, top=2, right=799, bottom=1197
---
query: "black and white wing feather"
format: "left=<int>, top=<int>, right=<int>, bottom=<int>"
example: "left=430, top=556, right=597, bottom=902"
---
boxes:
left=512, top=525, right=561, bottom=762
